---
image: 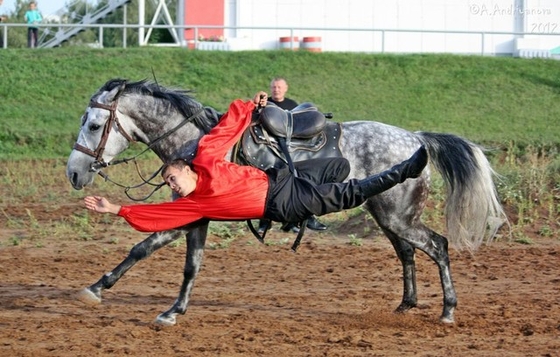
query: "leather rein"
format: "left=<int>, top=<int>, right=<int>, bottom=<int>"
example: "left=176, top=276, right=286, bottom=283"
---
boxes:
left=73, top=98, right=205, bottom=201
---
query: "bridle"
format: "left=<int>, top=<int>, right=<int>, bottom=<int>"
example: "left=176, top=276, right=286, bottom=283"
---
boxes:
left=73, top=97, right=206, bottom=200
left=73, top=99, right=136, bottom=171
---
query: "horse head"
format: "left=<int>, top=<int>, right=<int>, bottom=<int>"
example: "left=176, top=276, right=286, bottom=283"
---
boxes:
left=67, top=79, right=136, bottom=189
left=66, top=78, right=220, bottom=190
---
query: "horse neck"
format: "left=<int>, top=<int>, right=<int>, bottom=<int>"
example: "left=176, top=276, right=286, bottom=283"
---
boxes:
left=120, top=95, right=209, bottom=162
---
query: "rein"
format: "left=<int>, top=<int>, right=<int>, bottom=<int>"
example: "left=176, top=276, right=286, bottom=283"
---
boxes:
left=75, top=97, right=206, bottom=201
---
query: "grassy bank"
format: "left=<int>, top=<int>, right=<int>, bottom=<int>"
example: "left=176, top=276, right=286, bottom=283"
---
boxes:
left=0, top=48, right=559, bottom=159
left=0, top=48, right=558, bottom=244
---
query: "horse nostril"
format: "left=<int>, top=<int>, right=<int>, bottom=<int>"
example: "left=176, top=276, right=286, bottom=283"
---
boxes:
left=71, top=172, right=78, bottom=187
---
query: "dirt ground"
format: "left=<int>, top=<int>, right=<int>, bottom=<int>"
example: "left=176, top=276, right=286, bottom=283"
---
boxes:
left=1, top=203, right=559, bottom=357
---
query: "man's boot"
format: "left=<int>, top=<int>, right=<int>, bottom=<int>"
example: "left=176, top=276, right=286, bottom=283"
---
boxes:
left=306, top=216, right=327, bottom=231
left=281, top=222, right=300, bottom=233
left=257, top=219, right=271, bottom=234
left=359, top=145, right=428, bottom=198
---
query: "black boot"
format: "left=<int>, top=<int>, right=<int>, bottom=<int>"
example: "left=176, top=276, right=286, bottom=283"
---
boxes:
left=281, top=222, right=300, bottom=233
left=306, top=216, right=327, bottom=231
left=359, top=145, right=428, bottom=198
left=257, top=219, right=270, bottom=234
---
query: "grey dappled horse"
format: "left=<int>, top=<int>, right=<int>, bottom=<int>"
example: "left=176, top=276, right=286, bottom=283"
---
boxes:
left=66, top=79, right=505, bottom=326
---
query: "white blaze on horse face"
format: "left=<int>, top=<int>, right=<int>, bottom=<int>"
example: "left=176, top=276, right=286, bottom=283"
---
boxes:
left=82, top=103, right=129, bottom=163
left=75, top=107, right=98, bottom=153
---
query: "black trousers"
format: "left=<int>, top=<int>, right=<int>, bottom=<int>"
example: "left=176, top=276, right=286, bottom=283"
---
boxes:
left=263, top=158, right=365, bottom=223
left=27, top=28, right=38, bottom=48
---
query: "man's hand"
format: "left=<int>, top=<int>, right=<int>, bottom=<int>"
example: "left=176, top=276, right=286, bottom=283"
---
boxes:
left=253, top=91, right=268, bottom=107
left=84, top=196, right=121, bottom=215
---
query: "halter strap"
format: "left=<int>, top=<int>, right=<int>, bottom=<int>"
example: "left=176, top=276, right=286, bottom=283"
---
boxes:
left=73, top=99, right=135, bottom=164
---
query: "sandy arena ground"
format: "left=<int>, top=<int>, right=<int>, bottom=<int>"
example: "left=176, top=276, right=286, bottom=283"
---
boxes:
left=1, top=204, right=559, bottom=357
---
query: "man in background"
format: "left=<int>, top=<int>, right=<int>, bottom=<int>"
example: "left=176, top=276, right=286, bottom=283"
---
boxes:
left=258, top=77, right=329, bottom=234
left=268, top=77, right=298, bottom=110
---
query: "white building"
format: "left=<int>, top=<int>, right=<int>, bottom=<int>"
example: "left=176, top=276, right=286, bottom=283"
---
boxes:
left=182, top=0, right=560, bottom=56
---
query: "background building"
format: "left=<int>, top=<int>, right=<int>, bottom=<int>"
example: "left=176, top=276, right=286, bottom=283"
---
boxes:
left=182, top=0, right=560, bottom=56
left=34, top=0, right=560, bottom=56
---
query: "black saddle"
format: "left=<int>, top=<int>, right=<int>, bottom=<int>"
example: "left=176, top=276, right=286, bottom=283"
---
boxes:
left=236, top=103, right=343, bottom=171
left=259, top=102, right=327, bottom=139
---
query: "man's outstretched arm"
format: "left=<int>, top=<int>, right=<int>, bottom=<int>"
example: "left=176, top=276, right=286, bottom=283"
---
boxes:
left=84, top=196, right=121, bottom=215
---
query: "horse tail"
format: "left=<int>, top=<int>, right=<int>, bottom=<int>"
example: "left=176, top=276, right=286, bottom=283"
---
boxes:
left=416, top=132, right=507, bottom=251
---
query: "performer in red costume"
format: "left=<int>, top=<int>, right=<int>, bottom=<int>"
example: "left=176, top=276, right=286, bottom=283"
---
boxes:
left=84, top=92, right=428, bottom=233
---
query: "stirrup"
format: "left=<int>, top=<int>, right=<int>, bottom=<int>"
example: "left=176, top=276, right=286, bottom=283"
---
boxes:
left=290, top=219, right=308, bottom=252
left=246, top=219, right=308, bottom=252
left=246, top=220, right=266, bottom=244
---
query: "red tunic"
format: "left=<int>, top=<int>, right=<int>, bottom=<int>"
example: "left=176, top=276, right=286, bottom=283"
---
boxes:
left=118, top=99, right=269, bottom=232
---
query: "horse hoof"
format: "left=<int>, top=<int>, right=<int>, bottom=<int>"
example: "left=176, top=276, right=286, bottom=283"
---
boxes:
left=440, top=307, right=455, bottom=324
left=154, top=314, right=176, bottom=326
left=77, top=288, right=102, bottom=305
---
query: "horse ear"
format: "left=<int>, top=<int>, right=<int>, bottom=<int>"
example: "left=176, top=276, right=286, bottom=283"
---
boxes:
left=105, top=82, right=127, bottom=103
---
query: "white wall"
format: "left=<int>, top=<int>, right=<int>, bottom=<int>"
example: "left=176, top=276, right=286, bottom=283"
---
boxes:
left=224, top=0, right=560, bottom=55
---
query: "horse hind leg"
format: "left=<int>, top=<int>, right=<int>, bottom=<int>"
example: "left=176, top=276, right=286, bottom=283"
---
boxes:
left=369, top=196, right=457, bottom=323
left=155, top=222, right=209, bottom=326
left=381, top=230, right=419, bottom=313
left=77, top=230, right=184, bottom=305
left=382, top=226, right=457, bottom=323
left=424, top=229, right=457, bottom=324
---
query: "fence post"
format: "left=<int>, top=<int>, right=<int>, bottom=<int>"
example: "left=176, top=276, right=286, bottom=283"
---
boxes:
left=99, top=27, right=103, bottom=48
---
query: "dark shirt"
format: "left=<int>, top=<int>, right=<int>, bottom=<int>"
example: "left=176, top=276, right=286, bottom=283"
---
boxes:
left=268, top=97, right=298, bottom=110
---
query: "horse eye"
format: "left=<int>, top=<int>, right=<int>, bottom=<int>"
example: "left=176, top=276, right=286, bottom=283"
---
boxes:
left=89, top=124, right=101, bottom=131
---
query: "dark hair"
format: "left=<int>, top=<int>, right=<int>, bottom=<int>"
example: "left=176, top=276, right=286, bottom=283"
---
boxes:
left=161, top=158, right=191, bottom=177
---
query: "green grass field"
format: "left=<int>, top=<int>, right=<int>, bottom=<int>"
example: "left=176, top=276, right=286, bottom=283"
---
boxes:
left=0, top=48, right=558, bottom=244
left=1, top=48, right=559, bottom=159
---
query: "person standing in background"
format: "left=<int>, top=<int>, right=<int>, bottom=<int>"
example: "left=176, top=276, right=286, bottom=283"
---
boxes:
left=0, top=0, right=7, bottom=48
left=258, top=77, right=329, bottom=234
left=24, top=1, right=42, bottom=48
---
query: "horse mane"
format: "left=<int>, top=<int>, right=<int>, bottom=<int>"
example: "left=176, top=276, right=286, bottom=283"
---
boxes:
left=98, top=78, right=220, bottom=132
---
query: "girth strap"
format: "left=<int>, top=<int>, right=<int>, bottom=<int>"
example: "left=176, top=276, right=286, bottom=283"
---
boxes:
left=247, top=114, right=309, bottom=252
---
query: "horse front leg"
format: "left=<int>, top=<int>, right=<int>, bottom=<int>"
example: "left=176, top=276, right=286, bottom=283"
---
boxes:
left=155, top=221, right=209, bottom=326
left=78, top=230, right=184, bottom=304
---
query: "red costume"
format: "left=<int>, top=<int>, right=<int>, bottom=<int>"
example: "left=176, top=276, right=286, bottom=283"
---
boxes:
left=118, top=99, right=269, bottom=232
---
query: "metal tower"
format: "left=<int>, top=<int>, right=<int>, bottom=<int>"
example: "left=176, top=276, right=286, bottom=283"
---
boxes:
left=38, top=0, right=180, bottom=48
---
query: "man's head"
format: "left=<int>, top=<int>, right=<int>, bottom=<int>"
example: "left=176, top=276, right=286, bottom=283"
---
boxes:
left=162, top=159, right=198, bottom=197
left=270, top=77, right=289, bottom=102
